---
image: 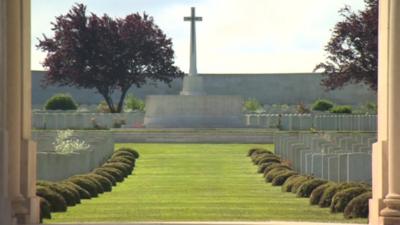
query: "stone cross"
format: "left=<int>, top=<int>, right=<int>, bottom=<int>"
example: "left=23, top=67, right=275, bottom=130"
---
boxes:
left=184, top=7, right=202, bottom=76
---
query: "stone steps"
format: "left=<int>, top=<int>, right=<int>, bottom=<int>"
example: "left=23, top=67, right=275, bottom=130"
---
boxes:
left=112, top=128, right=277, bottom=143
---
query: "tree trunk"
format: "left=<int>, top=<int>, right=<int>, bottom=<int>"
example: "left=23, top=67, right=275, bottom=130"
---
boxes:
left=116, top=87, right=130, bottom=113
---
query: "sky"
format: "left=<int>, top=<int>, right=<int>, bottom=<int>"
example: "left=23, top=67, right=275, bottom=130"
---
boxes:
left=31, top=0, right=366, bottom=73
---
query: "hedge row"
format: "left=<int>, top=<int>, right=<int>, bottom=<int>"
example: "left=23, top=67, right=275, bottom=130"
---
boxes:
left=248, top=147, right=371, bottom=219
left=36, top=147, right=139, bottom=222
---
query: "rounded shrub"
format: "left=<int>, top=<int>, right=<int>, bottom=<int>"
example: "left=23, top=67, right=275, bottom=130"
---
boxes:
left=291, top=176, right=313, bottom=194
left=257, top=155, right=281, bottom=166
left=109, top=156, right=135, bottom=165
left=87, top=173, right=113, bottom=192
left=74, top=175, right=105, bottom=194
left=252, top=153, right=275, bottom=164
left=330, top=105, right=352, bottom=114
left=281, top=175, right=301, bottom=192
left=93, top=167, right=125, bottom=182
left=312, top=99, right=334, bottom=111
left=47, top=183, right=79, bottom=206
left=90, top=169, right=117, bottom=186
left=44, top=93, right=78, bottom=110
left=61, top=181, right=91, bottom=199
left=67, top=177, right=99, bottom=197
left=310, top=182, right=336, bottom=205
left=115, top=148, right=140, bottom=159
left=102, top=162, right=133, bottom=176
left=318, top=182, right=365, bottom=208
left=264, top=164, right=291, bottom=177
left=344, top=191, right=372, bottom=219
left=39, top=197, right=51, bottom=222
left=258, top=162, right=280, bottom=174
left=36, top=186, right=67, bottom=212
left=272, top=170, right=298, bottom=186
left=330, top=187, right=368, bottom=213
left=247, top=148, right=273, bottom=157
left=265, top=168, right=292, bottom=183
left=296, top=179, right=328, bottom=198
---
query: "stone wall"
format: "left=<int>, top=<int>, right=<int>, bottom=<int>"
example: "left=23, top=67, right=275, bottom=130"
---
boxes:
left=33, top=130, right=114, bottom=181
left=32, top=71, right=376, bottom=106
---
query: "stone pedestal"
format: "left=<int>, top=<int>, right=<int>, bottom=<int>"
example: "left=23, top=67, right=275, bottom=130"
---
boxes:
left=144, top=95, right=244, bottom=128
left=180, top=76, right=206, bottom=96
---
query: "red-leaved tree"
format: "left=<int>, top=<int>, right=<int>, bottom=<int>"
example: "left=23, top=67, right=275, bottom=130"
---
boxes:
left=314, top=0, right=378, bottom=91
left=37, top=4, right=184, bottom=112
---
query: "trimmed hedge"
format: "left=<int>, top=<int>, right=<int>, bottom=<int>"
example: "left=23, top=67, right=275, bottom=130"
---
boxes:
left=330, top=187, right=368, bottom=213
left=263, top=164, right=291, bottom=177
left=61, top=181, right=92, bottom=199
left=291, top=176, right=313, bottom=194
left=271, top=170, right=298, bottom=186
left=36, top=186, right=67, bottom=212
left=265, top=168, right=292, bottom=183
left=258, top=162, right=280, bottom=174
left=247, top=148, right=273, bottom=157
left=67, top=176, right=99, bottom=197
left=296, top=179, right=328, bottom=198
left=93, top=167, right=125, bottom=182
left=114, top=148, right=140, bottom=159
left=109, top=156, right=135, bottom=165
left=344, top=191, right=372, bottom=219
left=39, top=197, right=51, bottom=222
left=102, top=162, right=133, bottom=176
left=87, top=173, right=113, bottom=192
left=257, top=156, right=281, bottom=166
left=281, top=175, right=301, bottom=192
left=310, top=182, right=336, bottom=205
left=319, top=182, right=366, bottom=208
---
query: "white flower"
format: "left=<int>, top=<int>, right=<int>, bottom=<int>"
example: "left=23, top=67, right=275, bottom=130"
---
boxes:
left=53, top=130, right=90, bottom=154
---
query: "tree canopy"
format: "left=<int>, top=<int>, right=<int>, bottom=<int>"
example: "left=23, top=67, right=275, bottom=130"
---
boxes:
left=315, top=0, right=378, bottom=91
left=37, top=4, right=184, bottom=112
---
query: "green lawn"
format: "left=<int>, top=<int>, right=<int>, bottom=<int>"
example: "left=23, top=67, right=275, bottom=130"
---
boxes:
left=46, top=143, right=367, bottom=223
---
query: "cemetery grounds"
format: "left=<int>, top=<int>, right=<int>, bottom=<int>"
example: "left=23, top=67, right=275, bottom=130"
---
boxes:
left=46, top=143, right=367, bottom=223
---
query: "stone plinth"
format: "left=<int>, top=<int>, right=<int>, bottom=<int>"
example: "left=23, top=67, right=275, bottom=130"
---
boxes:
left=144, top=95, right=244, bottom=128
left=180, top=76, right=206, bottom=96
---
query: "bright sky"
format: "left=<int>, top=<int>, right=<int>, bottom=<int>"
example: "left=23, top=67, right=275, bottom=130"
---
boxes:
left=31, top=0, right=366, bottom=73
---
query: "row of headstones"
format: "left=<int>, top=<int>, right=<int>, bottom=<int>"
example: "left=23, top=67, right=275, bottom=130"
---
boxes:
left=274, top=132, right=376, bottom=184
left=245, top=114, right=377, bottom=131
left=32, top=112, right=145, bottom=129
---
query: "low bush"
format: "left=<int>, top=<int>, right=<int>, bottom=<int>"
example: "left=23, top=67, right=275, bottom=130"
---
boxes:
left=87, top=173, right=113, bottom=192
left=61, top=181, right=91, bottom=199
left=244, top=98, right=263, bottom=112
left=257, top=156, right=281, bottom=166
left=72, top=175, right=105, bottom=194
left=265, top=168, right=292, bottom=183
left=44, top=93, right=78, bottom=110
left=252, top=153, right=275, bottom=164
left=48, top=183, right=79, bottom=206
left=124, top=94, right=145, bottom=111
left=330, top=105, right=352, bottom=114
left=312, top=99, right=334, bottom=111
left=263, top=164, right=291, bottom=177
left=247, top=148, right=273, bottom=157
left=93, top=167, right=125, bottom=182
left=330, top=187, right=368, bottom=213
left=36, top=186, right=67, bottom=212
left=319, top=182, right=366, bottom=208
left=115, top=148, right=140, bottom=159
left=296, top=179, right=328, bottom=198
left=67, top=177, right=99, bottom=197
left=90, top=169, right=117, bottom=186
left=281, top=175, right=301, bottom=192
left=344, top=191, right=372, bottom=219
left=102, top=162, right=133, bottom=176
left=310, top=182, right=336, bottom=205
left=271, top=170, right=298, bottom=186
left=109, top=156, right=135, bottom=165
left=39, top=197, right=51, bottom=222
left=258, top=162, right=280, bottom=174
left=291, top=176, right=313, bottom=193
